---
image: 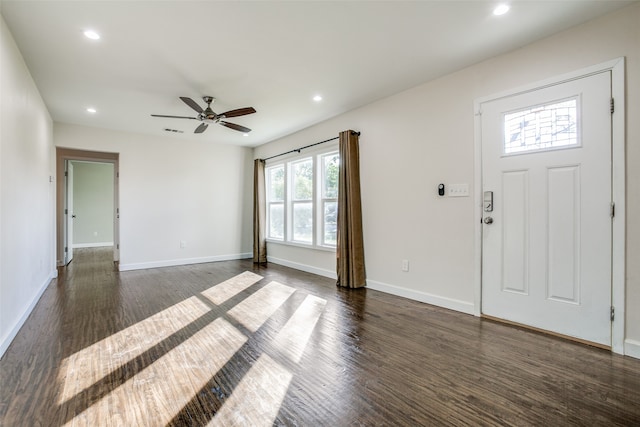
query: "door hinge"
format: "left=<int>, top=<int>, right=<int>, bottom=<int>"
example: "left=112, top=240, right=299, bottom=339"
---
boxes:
left=65, top=208, right=68, bottom=214
left=64, top=246, right=68, bottom=253
left=610, top=98, right=615, bottom=114
left=610, top=202, right=615, bottom=218
left=610, top=306, right=615, bottom=321
left=116, top=172, right=119, bottom=178
left=117, top=244, right=120, bottom=250
left=65, top=171, right=68, bottom=177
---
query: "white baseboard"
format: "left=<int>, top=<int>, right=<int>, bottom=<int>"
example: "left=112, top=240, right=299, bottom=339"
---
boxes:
left=119, top=252, right=252, bottom=271
left=366, top=279, right=475, bottom=315
left=266, top=257, right=473, bottom=315
left=73, top=242, right=113, bottom=248
left=0, top=269, right=56, bottom=358
left=267, top=256, right=337, bottom=280
left=624, top=339, right=640, bottom=359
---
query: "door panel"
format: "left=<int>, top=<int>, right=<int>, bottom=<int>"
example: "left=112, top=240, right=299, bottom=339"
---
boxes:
left=502, top=170, right=528, bottom=295
left=481, top=72, right=612, bottom=346
left=547, top=165, right=580, bottom=303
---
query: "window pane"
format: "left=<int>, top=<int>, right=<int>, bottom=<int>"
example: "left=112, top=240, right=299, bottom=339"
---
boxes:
left=323, top=201, right=337, bottom=246
left=269, top=203, right=284, bottom=239
left=268, top=166, right=285, bottom=202
left=504, top=98, right=578, bottom=154
left=322, top=153, right=339, bottom=199
left=292, top=202, right=313, bottom=243
left=293, top=159, right=313, bottom=200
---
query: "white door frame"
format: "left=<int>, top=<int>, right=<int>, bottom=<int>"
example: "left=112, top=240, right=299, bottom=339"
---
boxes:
left=56, top=148, right=120, bottom=266
left=473, top=58, right=626, bottom=354
left=64, top=160, right=75, bottom=264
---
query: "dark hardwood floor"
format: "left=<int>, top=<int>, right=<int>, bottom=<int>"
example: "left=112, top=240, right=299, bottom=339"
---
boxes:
left=1, top=247, right=639, bottom=426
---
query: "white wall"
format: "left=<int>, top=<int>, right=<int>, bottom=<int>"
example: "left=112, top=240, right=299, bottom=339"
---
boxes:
left=54, top=123, right=254, bottom=270
left=254, top=4, right=640, bottom=353
left=71, top=161, right=114, bottom=247
left=0, top=16, right=56, bottom=357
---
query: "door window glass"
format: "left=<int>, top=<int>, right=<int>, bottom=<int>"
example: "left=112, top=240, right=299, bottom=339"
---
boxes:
left=503, top=97, right=579, bottom=154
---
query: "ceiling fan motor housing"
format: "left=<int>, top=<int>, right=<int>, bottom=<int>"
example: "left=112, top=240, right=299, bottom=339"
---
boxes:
left=202, top=96, right=218, bottom=121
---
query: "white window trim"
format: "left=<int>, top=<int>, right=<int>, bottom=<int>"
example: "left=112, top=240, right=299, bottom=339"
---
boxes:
left=265, top=142, right=339, bottom=252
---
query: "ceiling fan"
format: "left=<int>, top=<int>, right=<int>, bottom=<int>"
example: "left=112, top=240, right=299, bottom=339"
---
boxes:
left=151, top=96, right=256, bottom=134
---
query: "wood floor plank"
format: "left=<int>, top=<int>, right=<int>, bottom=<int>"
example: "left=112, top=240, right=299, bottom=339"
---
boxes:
left=1, top=247, right=639, bottom=426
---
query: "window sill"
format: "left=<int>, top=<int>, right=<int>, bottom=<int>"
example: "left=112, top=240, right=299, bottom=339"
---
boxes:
left=266, top=239, right=336, bottom=253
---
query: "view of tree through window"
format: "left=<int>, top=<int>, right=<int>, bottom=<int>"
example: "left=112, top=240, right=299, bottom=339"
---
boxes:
left=292, top=159, right=313, bottom=243
left=321, top=153, right=339, bottom=245
left=267, top=166, right=284, bottom=239
left=265, top=149, right=339, bottom=248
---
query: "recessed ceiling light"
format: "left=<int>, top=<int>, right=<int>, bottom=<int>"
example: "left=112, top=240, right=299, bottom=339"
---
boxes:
left=493, top=4, right=510, bottom=16
left=86, top=107, right=97, bottom=113
left=243, top=133, right=249, bottom=137
left=313, top=95, right=323, bottom=102
left=83, top=30, right=100, bottom=40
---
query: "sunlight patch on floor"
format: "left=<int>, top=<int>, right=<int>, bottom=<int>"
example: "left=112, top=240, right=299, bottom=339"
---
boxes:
left=58, top=296, right=211, bottom=404
left=64, top=317, right=247, bottom=427
left=227, top=281, right=296, bottom=332
left=273, top=294, right=327, bottom=363
left=208, top=354, right=293, bottom=427
left=58, top=271, right=327, bottom=425
left=201, top=271, right=263, bottom=305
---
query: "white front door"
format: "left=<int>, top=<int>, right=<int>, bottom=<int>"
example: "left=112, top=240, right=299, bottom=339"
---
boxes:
left=481, top=71, right=612, bottom=346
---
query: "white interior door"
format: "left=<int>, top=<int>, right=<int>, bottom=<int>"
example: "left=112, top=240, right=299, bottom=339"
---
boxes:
left=65, top=161, right=75, bottom=264
left=481, top=71, right=612, bottom=346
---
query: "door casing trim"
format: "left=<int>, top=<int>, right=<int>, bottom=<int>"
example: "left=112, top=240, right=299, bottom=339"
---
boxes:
left=56, top=148, right=120, bottom=266
left=473, top=57, right=626, bottom=354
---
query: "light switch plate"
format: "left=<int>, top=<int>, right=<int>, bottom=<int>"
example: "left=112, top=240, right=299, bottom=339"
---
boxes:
left=448, top=184, right=470, bottom=197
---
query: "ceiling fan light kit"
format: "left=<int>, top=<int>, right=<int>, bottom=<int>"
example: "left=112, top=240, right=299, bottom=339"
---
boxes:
left=151, top=96, right=256, bottom=134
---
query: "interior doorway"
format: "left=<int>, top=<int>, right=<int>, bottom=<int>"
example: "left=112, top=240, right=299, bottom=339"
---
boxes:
left=56, top=148, right=120, bottom=266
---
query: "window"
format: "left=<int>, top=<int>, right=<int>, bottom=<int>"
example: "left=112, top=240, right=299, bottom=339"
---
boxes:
left=267, top=166, right=284, bottom=239
left=320, top=152, right=339, bottom=246
left=266, top=147, right=339, bottom=249
left=503, top=97, right=579, bottom=155
left=291, top=158, right=313, bottom=243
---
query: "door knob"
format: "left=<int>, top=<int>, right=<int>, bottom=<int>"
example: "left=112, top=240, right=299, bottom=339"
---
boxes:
left=484, top=216, right=493, bottom=224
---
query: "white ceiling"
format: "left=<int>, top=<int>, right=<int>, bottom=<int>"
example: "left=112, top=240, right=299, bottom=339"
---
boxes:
left=1, top=1, right=634, bottom=147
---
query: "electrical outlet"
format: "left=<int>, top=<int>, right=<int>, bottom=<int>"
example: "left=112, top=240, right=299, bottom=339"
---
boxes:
left=180, top=240, right=186, bottom=249
left=93, top=231, right=98, bottom=237
left=448, top=183, right=470, bottom=197
left=402, top=259, right=409, bottom=272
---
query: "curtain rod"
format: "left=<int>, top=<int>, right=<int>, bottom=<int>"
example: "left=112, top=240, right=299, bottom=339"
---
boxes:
left=261, top=131, right=361, bottom=161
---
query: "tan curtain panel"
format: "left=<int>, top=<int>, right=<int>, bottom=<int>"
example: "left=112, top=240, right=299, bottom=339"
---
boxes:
left=253, top=159, right=267, bottom=263
left=336, top=130, right=366, bottom=288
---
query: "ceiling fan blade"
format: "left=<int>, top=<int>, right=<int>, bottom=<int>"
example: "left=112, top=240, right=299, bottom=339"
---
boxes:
left=180, top=97, right=203, bottom=114
left=194, top=123, right=209, bottom=134
left=151, top=114, right=197, bottom=120
left=219, top=121, right=251, bottom=133
left=219, top=107, right=256, bottom=118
